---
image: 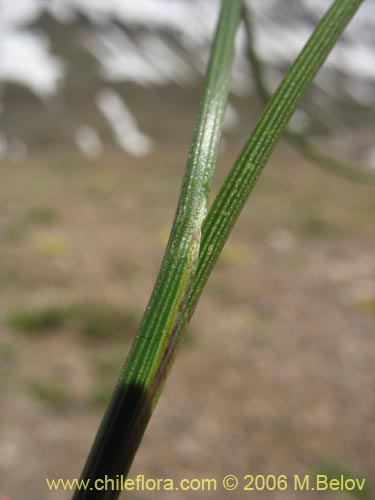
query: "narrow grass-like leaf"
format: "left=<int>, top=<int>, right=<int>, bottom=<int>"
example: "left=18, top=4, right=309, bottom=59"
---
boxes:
left=243, top=4, right=374, bottom=184
left=188, top=0, right=365, bottom=311
left=74, top=0, right=363, bottom=497
left=73, top=1, right=242, bottom=498
left=148, top=0, right=365, bottom=388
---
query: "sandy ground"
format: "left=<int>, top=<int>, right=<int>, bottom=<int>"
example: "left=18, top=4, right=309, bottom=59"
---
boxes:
left=0, top=144, right=374, bottom=499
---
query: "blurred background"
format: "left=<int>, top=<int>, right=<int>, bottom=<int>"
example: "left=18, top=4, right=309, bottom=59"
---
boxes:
left=0, top=1, right=374, bottom=499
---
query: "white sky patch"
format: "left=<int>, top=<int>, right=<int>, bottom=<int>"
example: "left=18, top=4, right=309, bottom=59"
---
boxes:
left=44, top=1, right=78, bottom=24
left=67, top=0, right=199, bottom=30
left=328, top=44, right=375, bottom=81
left=96, top=89, right=153, bottom=157
left=137, top=33, right=194, bottom=86
left=255, top=23, right=312, bottom=64
left=0, top=0, right=42, bottom=28
left=81, top=25, right=194, bottom=87
left=75, top=125, right=103, bottom=158
left=81, top=27, right=188, bottom=86
left=0, top=0, right=373, bottom=102
left=0, top=30, right=64, bottom=97
left=248, top=0, right=374, bottom=99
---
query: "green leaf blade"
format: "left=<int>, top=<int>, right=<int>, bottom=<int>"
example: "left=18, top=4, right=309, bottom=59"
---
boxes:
left=187, top=0, right=364, bottom=314
left=73, top=1, right=364, bottom=497
left=73, top=2, right=242, bottom=497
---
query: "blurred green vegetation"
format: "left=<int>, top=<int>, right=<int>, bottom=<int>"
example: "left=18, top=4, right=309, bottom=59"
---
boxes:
left=300, top=215, right=337, bottom=239
left=354, top=298, right=374, bottom=317
left=7, top=302, right=139, bottom=341
left=25, top=206, right=59, bottom=225
left=28, top=379, right=72, bottom=408
left=8, top=305, right=76, bottom=333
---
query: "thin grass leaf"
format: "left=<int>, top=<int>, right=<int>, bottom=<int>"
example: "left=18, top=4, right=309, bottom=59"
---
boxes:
left=150, top=0, right=365, bottom=383
left=74, top=0, right=364, bottom=497
left=243, top=3, right=374, bottom=184
left=73, top=1, right=242, bottom=497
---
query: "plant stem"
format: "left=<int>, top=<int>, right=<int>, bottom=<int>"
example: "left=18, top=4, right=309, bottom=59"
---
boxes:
left=243, top=3, right=374, bottom=184
left=73, top=0, right=363, bottom=497
left=73, top=1, right=242, bottom=498
left=153, top=0, right=365, bottom=381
